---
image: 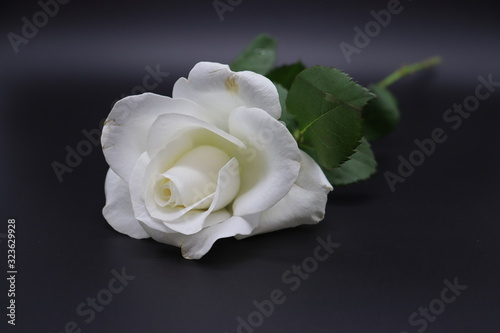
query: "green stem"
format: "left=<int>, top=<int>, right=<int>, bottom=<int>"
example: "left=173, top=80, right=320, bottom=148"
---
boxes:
left=378, top=56, right=442, bottom=88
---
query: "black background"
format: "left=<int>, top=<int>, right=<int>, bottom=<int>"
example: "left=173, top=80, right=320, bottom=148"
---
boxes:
left=1, top=0, right=499, bottom=332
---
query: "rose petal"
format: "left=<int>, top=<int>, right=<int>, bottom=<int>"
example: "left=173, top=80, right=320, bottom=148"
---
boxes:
left=145, top=157, right=240, bottom=235
left=136, top=208, right=237, bottom=259
left=127, top=151, right=200, bottom=238
left=138, top=208, right=231, bottom=251
left=210, top=157, right=240, bottom=211
left=141, top=145, right=202, bottom=223
left=238, top=151, right=333, bottom=238
left=102, top=168, right=150, bottom=239
left=166, top=208, right=231, bottom=235
left=130, top=132, right=232, bottom=233
left=131, top=144, right=240, bottom=235
left=137, top=220, right=185, bottom=249
left=173, top=62, right=281, bottom=131
left=229, top=107, right=301, bottom=216
left=147, top=113, right=247, bottom=159
left=157, top=145, right=232, bottom=208
left=102, top=93, right=212, bottom=181
left=128, top=151, right=160, bottom=227
left=180, top=214, right=260, bottom=260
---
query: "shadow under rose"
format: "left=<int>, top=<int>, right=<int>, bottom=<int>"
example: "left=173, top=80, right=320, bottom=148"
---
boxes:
left=330, top=191, right=375, bottom=207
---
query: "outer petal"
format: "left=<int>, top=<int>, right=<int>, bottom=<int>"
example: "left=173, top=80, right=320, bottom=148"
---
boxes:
left=138, top=219, right=185, bottom=249
left=180, top=214, right=260, bottom=260
left=136, top=204, right=260, bottom=260
left=102, top=93, right=212, bottom=181
left=102, top=168, right=150, bottom=239
left=229, top=107, right=301, bottom=216
left=238, top=150, right=333, bottom=238
left=173, top=62, right=281, bottom=131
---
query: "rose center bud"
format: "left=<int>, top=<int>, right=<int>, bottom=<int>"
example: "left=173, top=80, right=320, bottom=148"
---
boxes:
left=154, top=145, right=233, bottom=210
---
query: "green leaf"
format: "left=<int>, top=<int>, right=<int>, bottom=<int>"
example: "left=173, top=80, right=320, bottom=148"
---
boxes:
left=274, top=83, right=298, bottom=135
left=323, top=138, right=377, bottom=186
left=230, top=34, right=276, bottom=75
left=287, top=66, right=374, bottom=169
left=266, top=61, right=306, bottom=90
left=363, top=84, right=400, bottom=141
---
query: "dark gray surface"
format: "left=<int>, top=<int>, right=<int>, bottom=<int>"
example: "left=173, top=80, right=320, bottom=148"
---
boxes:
left=1, top=1, right=499, bottom=332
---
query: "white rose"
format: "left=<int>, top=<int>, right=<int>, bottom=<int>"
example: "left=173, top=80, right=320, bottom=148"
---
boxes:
left=101, top=62, right=332, bottom=259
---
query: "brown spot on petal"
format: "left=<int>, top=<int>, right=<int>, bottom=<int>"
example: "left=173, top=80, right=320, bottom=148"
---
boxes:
left=225, top=76, right=239, bottom=95
left=104, top=118, right=122, bottom=127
